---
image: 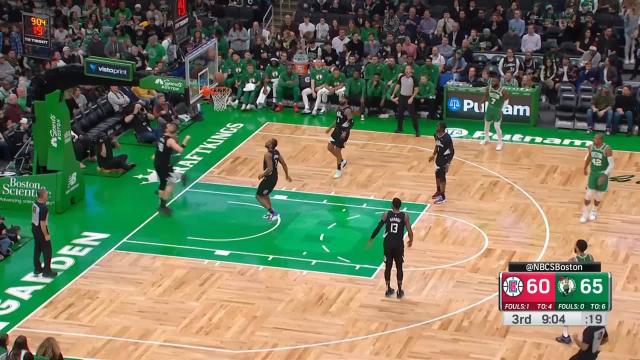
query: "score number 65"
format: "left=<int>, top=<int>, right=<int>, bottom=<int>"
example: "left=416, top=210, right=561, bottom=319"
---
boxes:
left=525, top=278, right=603, bottom=294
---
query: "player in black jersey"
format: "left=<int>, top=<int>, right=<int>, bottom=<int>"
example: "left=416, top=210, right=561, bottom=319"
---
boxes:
left=325, top=96, right=354, bottom=179
left=256, top=138, right=292, bottom=221
left=154, top=123, right=190, bottom=215
left=570, top=326, right=608, bottom=360
left=428, top=122, right=454, bottom=205
left=367, top=198, right=414, bottom=299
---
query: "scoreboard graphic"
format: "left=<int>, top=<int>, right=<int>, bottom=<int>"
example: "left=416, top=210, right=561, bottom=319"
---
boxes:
left=499, top=269, right=612, bottom=326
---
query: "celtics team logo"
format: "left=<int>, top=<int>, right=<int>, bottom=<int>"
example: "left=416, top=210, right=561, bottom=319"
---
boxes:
left=558, top=277, right=577, bottom=296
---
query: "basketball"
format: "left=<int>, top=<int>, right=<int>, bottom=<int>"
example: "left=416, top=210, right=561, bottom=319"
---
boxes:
left=214, top=71, right=225, bottom=85
left=200, top=86, right=211, bottom=98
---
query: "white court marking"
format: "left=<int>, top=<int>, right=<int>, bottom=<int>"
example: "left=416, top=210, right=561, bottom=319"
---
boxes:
left=15, top=124, right=551, bottom=355
left=186, top=201, right=281, bottom=242
left=373, top=210, right=490, bottom=271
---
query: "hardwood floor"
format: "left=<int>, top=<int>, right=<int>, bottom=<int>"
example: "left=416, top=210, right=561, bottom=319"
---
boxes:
left=15, top=123, right=640, bottom=359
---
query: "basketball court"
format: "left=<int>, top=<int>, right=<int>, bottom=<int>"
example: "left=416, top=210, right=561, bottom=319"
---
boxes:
left=6, top=115, right=640, bottom=360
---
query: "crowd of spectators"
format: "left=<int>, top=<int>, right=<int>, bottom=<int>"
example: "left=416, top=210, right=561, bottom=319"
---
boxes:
left=0, top=333, right=64, bottom=360
left=212, top=0, right=639, bottom=135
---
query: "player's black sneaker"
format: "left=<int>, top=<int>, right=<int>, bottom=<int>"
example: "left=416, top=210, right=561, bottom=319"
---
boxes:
left=555, top=335, right=572, bottom=344
left=158, top=206, right=172, bottom=216
left=43, top=271, right=58, bottom=278
left=33, top=269, right=42, bottom=276
left=385, top=288, right=395, bottom=297
left=181, top=173, right=188, bottom=185
left=397, top=289, right=405, bottom=299
left=431, top=191, right=441, bottom=199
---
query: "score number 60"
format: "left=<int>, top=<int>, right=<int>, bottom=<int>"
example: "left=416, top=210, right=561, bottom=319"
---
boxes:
left=525, top=278, right=603, bottom=294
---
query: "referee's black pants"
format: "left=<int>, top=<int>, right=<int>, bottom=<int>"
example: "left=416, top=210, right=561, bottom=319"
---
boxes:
left=33, top=231, right=52, bottom=273
left=396, top=95, right=419, bottom=135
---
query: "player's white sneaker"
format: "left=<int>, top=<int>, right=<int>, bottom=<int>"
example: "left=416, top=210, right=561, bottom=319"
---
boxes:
left=240, top=104, right=247, bottom=110
left=360, top=114, right=365, bottom=121
left=319, top=108, right=326, bottom=115
left=267, top=212, right=280, bottom=221
left=333, top=170, right=342, bottom=179
left=496, top=142, right=503, bottom=151
left=302, top=108, right=312, bottom=114
left=262, top=212, right=271, bottom=219
left=580, top=215, right=588, bottom=223
left=311, top=108, right=318, bottom=116
left=589, top=209, right=597, bottom=221
left=340, top=159, right=347, bottom=170
left=480, top=139, right=489, bottom=145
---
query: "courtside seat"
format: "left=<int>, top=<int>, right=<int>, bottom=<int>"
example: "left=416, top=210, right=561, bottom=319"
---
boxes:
left=555, top=83, right=577, bottom=129
left=574, top=84, right=595, bottom=130
left=472, top=54, right=488, bottom=68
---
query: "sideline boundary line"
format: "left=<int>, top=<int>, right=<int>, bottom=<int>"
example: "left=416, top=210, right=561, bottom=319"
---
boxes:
left=14, top=125, right=551, bottom=354
left=7, top=122, right=269, bottom=333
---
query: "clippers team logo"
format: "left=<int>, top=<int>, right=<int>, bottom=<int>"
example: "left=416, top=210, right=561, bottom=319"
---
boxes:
left=502, top=276, right=524, bottom=297
left=558, top=277, right=577, bottom=296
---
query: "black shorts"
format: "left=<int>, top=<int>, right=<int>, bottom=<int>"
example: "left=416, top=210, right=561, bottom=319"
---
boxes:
left=257, top=176, right=278, bottom=196
left=348, top=95, right=362, bottom=106
left=435, top=157, right=452, bottom=178
left=155, top=165, right=179, bottom=191
left=570, top=351, right=599, bottom=360
left=330, top=131, right=350, bottom=149
left=384, top=245, right=404, bottom=264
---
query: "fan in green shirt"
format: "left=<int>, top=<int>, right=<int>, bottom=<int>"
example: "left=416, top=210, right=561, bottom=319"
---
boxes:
left=238, top=63, right=265, bottom=110
left=345, top=69, right=367, bottom=120
left=360, top=22, right=378, bottom=41
left=381, top=58, right=401, bottom=100
left=363, top=55, right=383, bottom=80
left=215, top=30, right=229, bottom=59
left=145, top=36, right=166, bottom=68
left=223, top=53, right=244, bottom=88
left=422, top=57, right=440, bottom=88
left=275, top=64, right=301, bottom=111
left=327, top=68, right=347, bottom=91
left=416, top=74, right=437, bottom=118
left=345, top=70, right=366, bottom=98
left=114, top=2, right=132, bottom=20
left=242, top=52, right=257, bottom=71
left=416, top=75, right=436, bottom=99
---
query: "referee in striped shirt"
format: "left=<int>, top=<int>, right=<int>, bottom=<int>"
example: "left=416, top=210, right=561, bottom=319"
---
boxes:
left=391, top=66, right=420, bottom=137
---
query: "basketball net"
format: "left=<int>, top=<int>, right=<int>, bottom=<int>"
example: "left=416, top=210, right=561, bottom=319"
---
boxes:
left=202, top=86, right=232, bottom=111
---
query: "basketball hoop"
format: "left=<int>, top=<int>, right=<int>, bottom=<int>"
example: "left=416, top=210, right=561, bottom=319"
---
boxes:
left=206, top=86, right=232, bottom=111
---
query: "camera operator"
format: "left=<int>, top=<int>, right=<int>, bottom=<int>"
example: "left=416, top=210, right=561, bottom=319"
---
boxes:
left=123, top=102, right=162, bottom=144
left=96, top=134, right=136, bottom=171
left=152, top=94, right=179, bottom=129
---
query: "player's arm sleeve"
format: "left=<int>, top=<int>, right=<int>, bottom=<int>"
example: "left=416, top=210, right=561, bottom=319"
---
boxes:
left=604, top=156, right=614, bottom=175
left=370, top=213, right=386, bottom=239
left=370, top=220, right=384, bottom=239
